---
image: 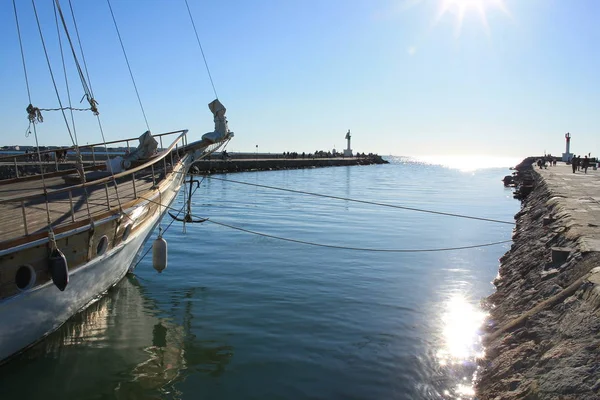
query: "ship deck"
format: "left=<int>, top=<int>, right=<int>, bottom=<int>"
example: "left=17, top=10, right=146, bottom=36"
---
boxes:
left=0, top=169, right=157, bottom=244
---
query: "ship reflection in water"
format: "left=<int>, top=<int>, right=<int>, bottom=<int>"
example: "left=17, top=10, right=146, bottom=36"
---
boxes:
left=436, top=294, right=487, bottom=399
left=0, top=276, right=233, bottom=399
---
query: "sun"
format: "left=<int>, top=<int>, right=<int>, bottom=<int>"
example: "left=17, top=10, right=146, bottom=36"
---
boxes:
left=435, top=0, right=508, bottom=36
left=443, top=0, right=486, bottom=12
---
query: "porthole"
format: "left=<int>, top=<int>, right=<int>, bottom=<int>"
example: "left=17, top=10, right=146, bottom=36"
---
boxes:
left=122, top=224, right=132, bottom=242
left=97, top=235, right=109, bottom=256
left=15, top=264, right=36, bottom=291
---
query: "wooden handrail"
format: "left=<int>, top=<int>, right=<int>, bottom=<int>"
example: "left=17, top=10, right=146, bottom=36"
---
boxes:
left=0, top=130, right=188, bottom=204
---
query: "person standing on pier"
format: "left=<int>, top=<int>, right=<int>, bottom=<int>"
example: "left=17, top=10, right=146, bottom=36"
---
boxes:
left=583, top=155, right=590, bottom=174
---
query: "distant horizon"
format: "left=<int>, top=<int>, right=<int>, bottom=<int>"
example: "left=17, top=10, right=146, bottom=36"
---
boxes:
left=0, top=144, right=570, bottom=160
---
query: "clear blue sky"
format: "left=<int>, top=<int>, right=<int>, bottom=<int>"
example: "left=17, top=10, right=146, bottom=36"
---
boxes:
left=1, top=0, right=598, bottom=158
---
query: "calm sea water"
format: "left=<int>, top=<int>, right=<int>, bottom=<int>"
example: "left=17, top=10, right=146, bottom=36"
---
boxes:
left=0, top=156, right=520, bottom=399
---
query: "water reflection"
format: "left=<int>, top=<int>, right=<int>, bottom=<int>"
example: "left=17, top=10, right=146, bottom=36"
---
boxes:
left=437, top=294, right=486, bottom=399
left=0, top=276, right=233, bottom=400
left=398, top=155, right=523, bottom=172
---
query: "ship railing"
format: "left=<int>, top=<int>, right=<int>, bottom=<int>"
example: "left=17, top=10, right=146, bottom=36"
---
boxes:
left=0, top=130, right=189, bottom=243
left=0, top=130, right=192, bottom=178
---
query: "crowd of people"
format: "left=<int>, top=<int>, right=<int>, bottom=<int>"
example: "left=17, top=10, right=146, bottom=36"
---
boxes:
left=535, top=153, right=598, bottom=175
left=282, top=151, right=373, bottom=159
left=569, top=155, right=594, bottom=174
left=536, top=155, right=557, bottom=169
left=211, top=150, right=378, bottom=160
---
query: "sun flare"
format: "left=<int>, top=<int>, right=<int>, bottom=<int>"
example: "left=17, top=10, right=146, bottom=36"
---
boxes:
left=436, top=0, right=508, bottom=36
left=442, top=0, right=488, bottom=13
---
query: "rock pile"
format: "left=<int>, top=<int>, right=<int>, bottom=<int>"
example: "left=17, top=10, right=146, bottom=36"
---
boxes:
left=476, top=167, right=600, bottom=399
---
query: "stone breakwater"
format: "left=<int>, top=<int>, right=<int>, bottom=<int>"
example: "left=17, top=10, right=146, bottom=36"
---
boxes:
left=0, top=155, right=387, bottom=180
left=189, top=155, right=387, bottom=174
left=476, top=161, right=600, bottom=399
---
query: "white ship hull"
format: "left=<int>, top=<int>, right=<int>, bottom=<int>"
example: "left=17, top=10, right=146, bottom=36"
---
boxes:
left=0, top=159, right=186, bottom=363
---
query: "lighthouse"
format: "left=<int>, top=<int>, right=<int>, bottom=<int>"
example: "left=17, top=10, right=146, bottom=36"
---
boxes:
left=344, top=130, right=353, bottom=157
left=562, top=132, right=573, bottom=162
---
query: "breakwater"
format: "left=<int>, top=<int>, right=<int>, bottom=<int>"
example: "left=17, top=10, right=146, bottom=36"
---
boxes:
left=0, top=154, right=387, bottom=181
left=190, top=154, right=387, bottom=174
left=477, top=160, right=600, bottom=399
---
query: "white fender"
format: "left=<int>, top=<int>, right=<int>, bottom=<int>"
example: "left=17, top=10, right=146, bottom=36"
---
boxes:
left=152, top=236, right=168, bottom=273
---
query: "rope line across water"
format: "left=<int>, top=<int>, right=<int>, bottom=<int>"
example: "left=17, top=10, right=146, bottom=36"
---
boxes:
left=204, top=219, right=513, bottom=252
left=137, top=191, right=513, bottom=254
left=204, top=176, right=515, bottom=225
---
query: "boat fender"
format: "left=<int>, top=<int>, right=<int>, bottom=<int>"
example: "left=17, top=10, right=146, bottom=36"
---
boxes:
left=153, top=235, right=168, bottom=273
left=49, top=248, right=69, bottom=291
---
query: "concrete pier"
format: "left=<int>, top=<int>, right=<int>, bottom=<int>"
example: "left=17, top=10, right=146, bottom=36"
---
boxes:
left=537, top=164, right=600, bottom=252
left=477, top=162, right=600, bottom=399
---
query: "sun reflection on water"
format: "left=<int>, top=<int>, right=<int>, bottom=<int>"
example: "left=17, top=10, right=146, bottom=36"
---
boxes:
left=416, top=155, right=523, bottom=172
left=388, top=155, right=523, bottom=172
left=437, top=294, right=487, bottom=399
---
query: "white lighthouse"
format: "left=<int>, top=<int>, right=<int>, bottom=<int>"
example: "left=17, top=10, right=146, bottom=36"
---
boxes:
left=562, top=132, right=573, bottom=162
left=344, top=130, right=353, bottom=157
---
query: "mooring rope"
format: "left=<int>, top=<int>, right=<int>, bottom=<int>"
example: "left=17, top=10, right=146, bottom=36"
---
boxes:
left=205, top=176, right=515, bottom=225
left=136, top=192, right=512, bottom=253
left=204, top=219, right=513, bottom=252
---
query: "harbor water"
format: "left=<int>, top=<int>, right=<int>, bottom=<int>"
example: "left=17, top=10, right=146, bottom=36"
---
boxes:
left=0, top=156, right=520, bottom=399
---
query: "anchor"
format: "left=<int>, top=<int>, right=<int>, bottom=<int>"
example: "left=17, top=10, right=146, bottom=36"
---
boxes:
left=169, top=177, right=207, bottom=223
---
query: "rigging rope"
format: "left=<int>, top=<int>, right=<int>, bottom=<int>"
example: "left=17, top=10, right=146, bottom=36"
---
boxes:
left=12, top=0, right=31, bottom=102
left=14, top=1, right=40, bottom=138
left=36, top=106, right=93, bottom=112
left=60, top=0, right=122, bottom=211
left=68, top=0, right=95, bottom=100
left=205, top=176, right=515, bottom=225
left=184, top=0, right=218, bottom=99
left=28, top=0, right=65, bottom=228
left=54, top=0, right=98, bottom=115
left=106, top=0, right=150, bottom=131
left=53, top=0, right=78, bottom=147
left=30, top=0, right=78, bottom=148
left=26, top=104, right=43, bottom=124
left=53, top=0, right=95, bottom=220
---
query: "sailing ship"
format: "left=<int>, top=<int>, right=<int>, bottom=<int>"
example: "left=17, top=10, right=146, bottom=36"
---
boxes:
left=0, top=1, right=232, bottom=363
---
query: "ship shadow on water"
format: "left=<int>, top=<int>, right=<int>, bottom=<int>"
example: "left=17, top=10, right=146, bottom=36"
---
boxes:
left=0, top=275, right=233, bottom=400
